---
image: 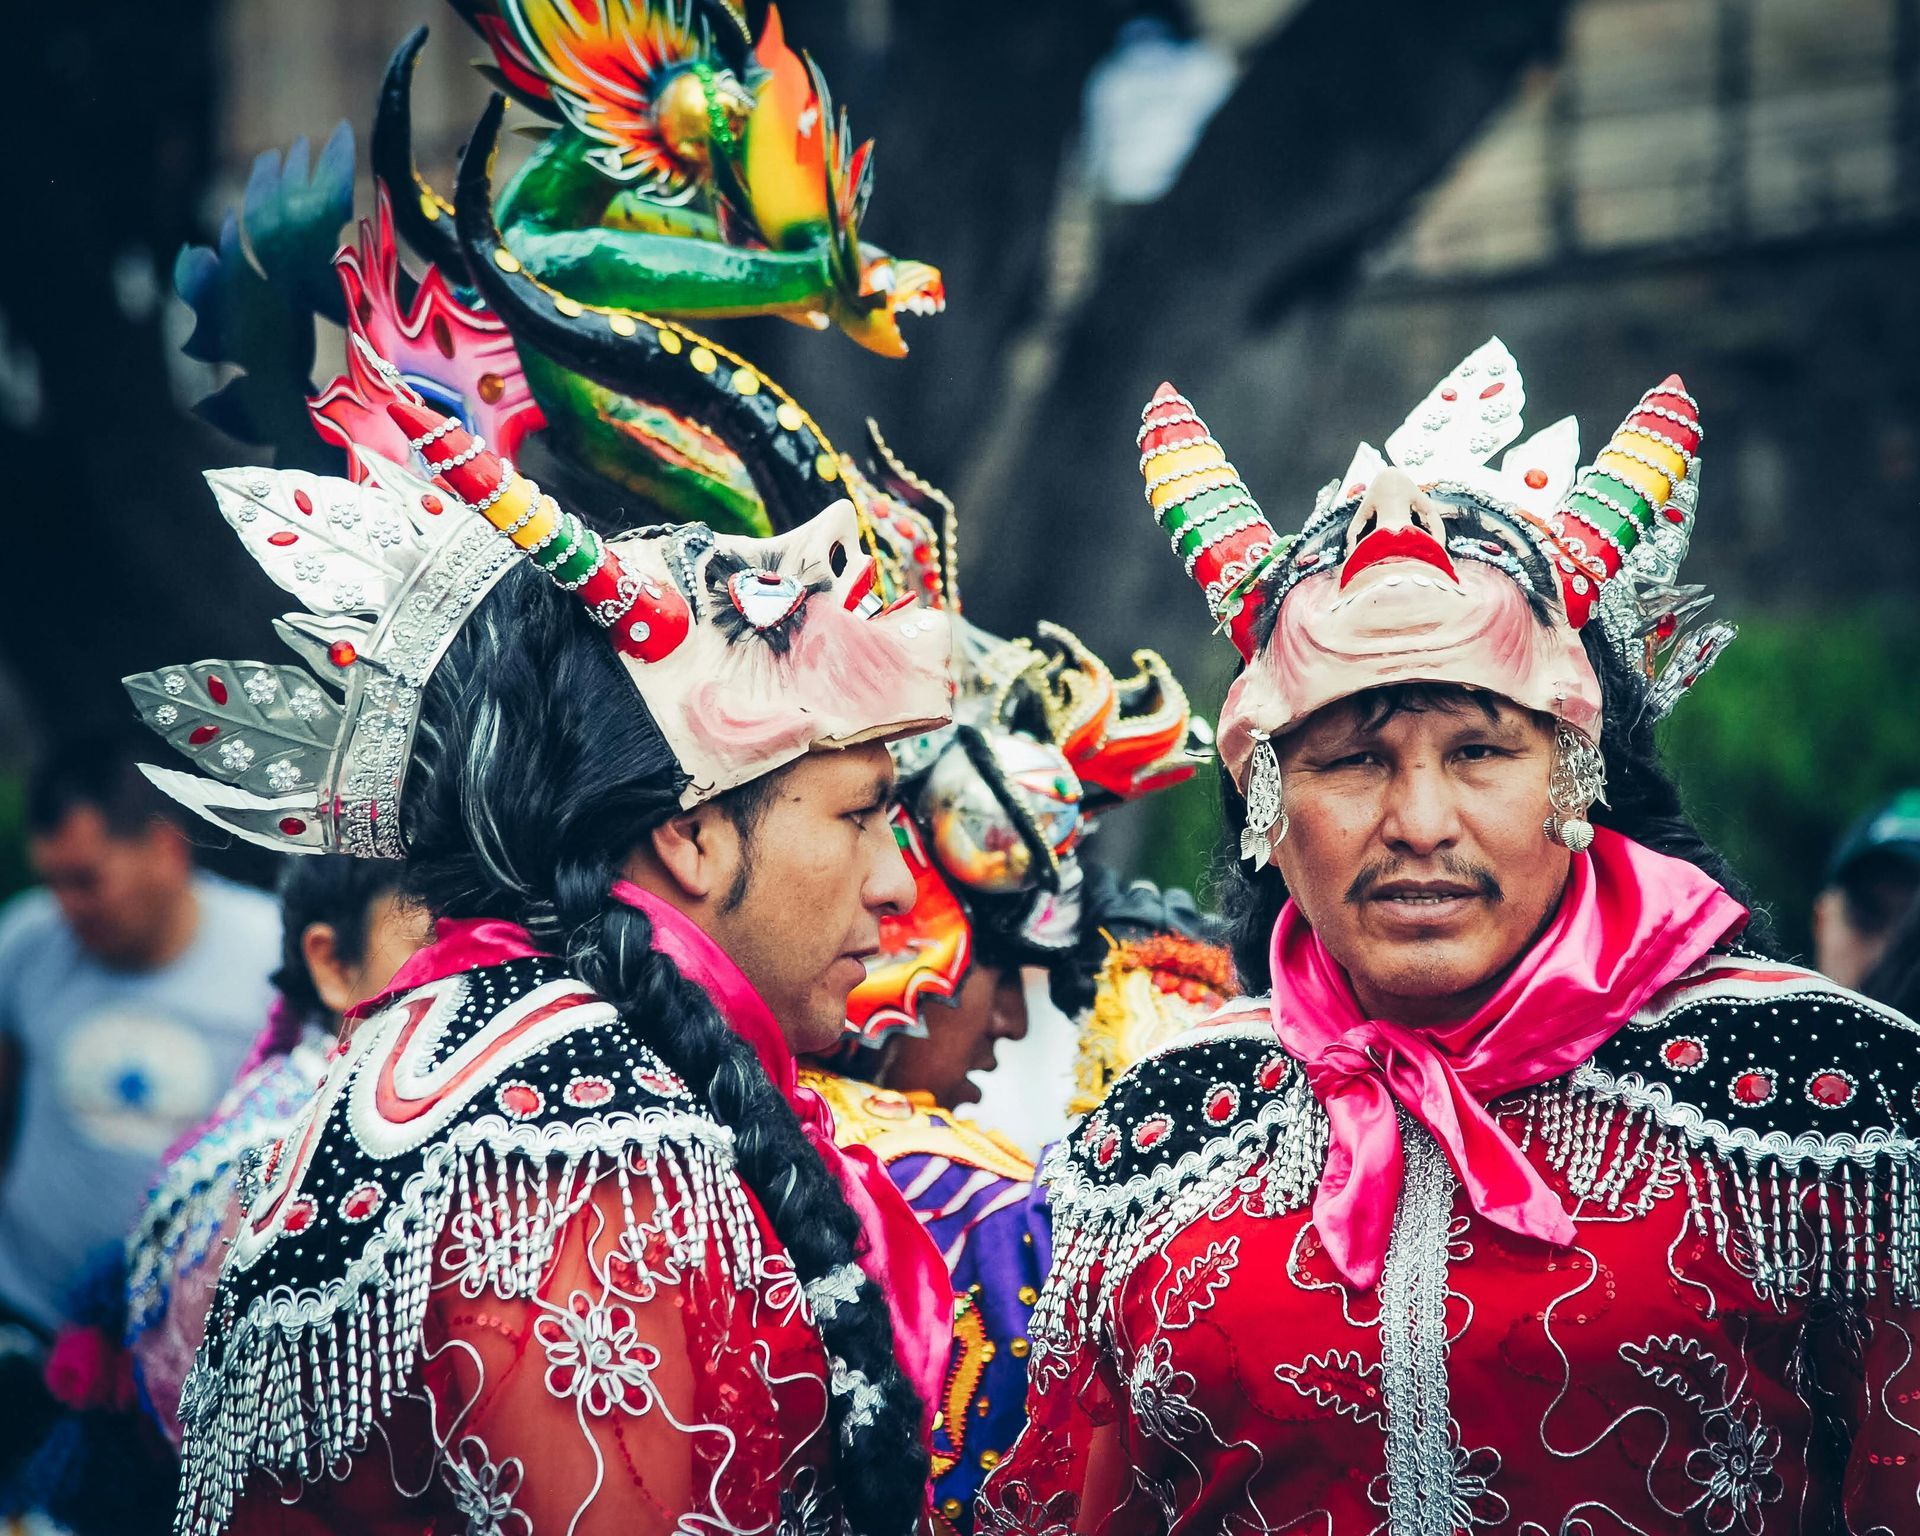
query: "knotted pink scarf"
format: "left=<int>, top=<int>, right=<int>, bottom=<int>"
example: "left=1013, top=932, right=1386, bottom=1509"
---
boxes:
left=1270, top=828, right=1746, bottom=1288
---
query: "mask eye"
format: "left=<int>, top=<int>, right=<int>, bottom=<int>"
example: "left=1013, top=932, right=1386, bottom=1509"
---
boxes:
left=828, top=540, right=848, bottom=577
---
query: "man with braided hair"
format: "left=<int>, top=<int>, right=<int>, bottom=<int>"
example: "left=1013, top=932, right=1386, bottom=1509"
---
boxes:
left=125, top=390, right=958, bottom=1536
left=982, top=347, right=1920, bottom=1533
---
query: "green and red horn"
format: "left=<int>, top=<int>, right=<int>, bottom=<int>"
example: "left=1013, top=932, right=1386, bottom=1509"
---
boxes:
left=1547, top=374, right=1702, bottom=627
left=387, top=401, right=690, bottom=661
left=1138, top=382, right=1281, bottom=660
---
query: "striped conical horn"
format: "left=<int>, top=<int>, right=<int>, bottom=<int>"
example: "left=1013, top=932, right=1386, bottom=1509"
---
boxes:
left=1548, top=374, right=1702, bottom=627
left=387, top=400, right=691, bottom=661
left=1138, top=382, right=1282, bottom=660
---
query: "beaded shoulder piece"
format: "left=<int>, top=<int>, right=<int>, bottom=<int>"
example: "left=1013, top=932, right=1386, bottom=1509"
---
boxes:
left=1030, top=1008, right=1325, bottom=1371
left=177, top=956, right=759, bottom=1536
left=1519, top=950, right=1920, bottom=1306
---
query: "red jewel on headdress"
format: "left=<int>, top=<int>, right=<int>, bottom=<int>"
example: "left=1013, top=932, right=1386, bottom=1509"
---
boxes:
left=293, top=489, right=314, bottom=516
left=1731, top=1070, right=1774, bottom=1106
left=282, top=1197, right=317, bottom=1235
left=329, top=641, right=357, bottom=668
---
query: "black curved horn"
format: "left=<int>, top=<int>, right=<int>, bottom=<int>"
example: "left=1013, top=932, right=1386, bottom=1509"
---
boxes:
left=454, top=93, right=842, bottom=533
left=373, top=29, right=470, bottom=280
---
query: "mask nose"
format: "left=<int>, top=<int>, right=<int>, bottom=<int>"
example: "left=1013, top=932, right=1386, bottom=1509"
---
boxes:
left=1344, top=469, right=1446, bottom=555
left=1339, top=467, right=1459, bottom=587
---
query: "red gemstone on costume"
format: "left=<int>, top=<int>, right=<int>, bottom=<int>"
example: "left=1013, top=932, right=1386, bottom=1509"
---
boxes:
left=498, top=1083, right=543, bottom=1120
left=1655, top=614, right=1678, bottom=640
left=293, top=489, right=315, bottom=516
left=189, top=724, right=220, bottom=745
left=421, top=494, right=443, bottom=515
left=341, top=1183, right=384, bottom=1222
left=268, top=530, right=298, bottom=546
left=1808, top=1071, right=1854, bottom=1107
left=1439, top=388, right=1458, bottom=402
left=564, top=1076, right=614, bottom=1108
left=328, top=641, right=357, bottom=667
left=278, top=817, right=307, bottom=835
left=1480, top=382, right=1504, bottom=399
left=1732, top=1071, right=1774, bottom=1106
left=206, top=675, right=228, bottom=704
left=1662, top=1037, right=1705, bottom=1070
left=282, top=1197, right=317, bottom=1235
left=1663, top=506, right=1687, bottom=522
left=1204, top=1086, right=1240, bottom=1124
left=1094, top=1128, right=1120, bottom=1168
left=1524, top=468, right=1549, bottom=490
left=1133, top=1116, right=1171, bottom=1151
left=1259, top=1052, right=1290, bottom=1092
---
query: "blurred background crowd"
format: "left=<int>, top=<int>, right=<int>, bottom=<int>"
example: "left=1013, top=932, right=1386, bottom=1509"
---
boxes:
left=0, top=0, right=1916, bottom=1526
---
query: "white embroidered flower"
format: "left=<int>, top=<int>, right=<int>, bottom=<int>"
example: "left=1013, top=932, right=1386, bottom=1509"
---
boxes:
left=288, top=686, right=326, bottom=721
left=154, top=704, right=179, bottom=727
left=330, top=499, right=361, bottom=530
left=265, top=759, right=303, bottom=792
left=330, top=581, right=366, bottom=610
left=162, top=672, right=188, bottom=696
left=756, top=1251, right=810, bottom=1327
left=1127, top=1337, right=1204, bottom=1444
left=367, top=516, right=405, bottom=548
left=1686, top=1402, right=1783, bottom=1535
left=534, top=1293, right=661, bottom=1416
left=440, top=1436, right=529, bottom=1536
left=217, top=737, right=256, bottom=772
left=244, top=671, right=278, bottom=705
left=292, top=556, right=327, bottom=584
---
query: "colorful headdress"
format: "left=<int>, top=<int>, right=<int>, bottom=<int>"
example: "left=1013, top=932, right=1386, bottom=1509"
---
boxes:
left=845, top=619, right=1212, bottom=1043
left=1141, top=339, right=1732, bottom=806
left=125, top=384, right=953, bottom=855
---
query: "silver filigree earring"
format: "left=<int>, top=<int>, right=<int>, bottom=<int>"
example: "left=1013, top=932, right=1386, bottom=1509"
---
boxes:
left=1241, top=731, right=1288, bottom=869
left=1544, top=722, right=1607, bottom=851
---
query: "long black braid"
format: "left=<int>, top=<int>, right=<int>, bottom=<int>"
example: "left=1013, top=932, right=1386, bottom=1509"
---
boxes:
left=1218, top=611, right=1779, bottom=992
left=401, top=563, right=928, bottom=1530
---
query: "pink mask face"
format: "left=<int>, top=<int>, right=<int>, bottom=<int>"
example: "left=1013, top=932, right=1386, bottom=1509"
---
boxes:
left=1217, top=476, right=1602, bottom=794
left=606, top=499, right=956, bottom=805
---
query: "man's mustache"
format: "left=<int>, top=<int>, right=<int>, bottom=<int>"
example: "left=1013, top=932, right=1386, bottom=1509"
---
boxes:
left=1345, top=854, right=1504, bottom=905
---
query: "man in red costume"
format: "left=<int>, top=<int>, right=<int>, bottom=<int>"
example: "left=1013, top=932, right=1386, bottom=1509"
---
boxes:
left=125, top=386, right=957, bottom=1536
left=981, top=342, right=1920, bottom=1533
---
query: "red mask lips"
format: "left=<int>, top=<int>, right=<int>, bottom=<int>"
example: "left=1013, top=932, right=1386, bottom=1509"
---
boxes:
left=1340, top=525, right=1460, bottom=588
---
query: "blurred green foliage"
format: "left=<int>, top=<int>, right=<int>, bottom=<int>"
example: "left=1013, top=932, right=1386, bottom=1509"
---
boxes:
left=1133, top=606, right=1920, bottom=964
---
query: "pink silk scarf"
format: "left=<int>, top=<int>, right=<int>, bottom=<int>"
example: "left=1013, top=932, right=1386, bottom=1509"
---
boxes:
left=354, top=887, right=954, bottom=1425
left=1270, top=827, right=1747, bottom=1289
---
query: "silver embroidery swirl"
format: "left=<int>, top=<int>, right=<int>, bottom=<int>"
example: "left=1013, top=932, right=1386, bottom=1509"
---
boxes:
left=1378, top=1116, right=1460, bottom=1535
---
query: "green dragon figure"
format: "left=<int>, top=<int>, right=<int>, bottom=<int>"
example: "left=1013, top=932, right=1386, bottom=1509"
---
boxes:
left=371, top=0, right=945, bottom=532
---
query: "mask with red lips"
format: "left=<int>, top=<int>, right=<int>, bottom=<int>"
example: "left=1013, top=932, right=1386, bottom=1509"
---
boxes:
left=1139, top=338, right=1730, bottom=812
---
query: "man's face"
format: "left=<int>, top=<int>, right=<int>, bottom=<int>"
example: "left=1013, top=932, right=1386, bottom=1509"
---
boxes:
left=700, top=742, right=917, bottom=1054
left=881, top=960, right=1030, bottom=1106
left=29, top=806, right=193, bottom=970
left=1272, top=693, right=1571, bottom=1024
